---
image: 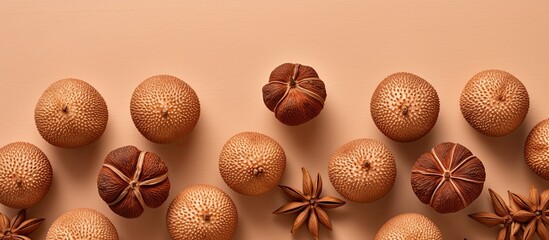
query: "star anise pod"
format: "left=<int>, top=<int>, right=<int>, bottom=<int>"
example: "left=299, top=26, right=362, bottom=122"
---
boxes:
left=0, top=209, right=44, bottom=240
left=509, top=185, right=549, bottom=240
left=273, top=167, right=345, bottom=240
left=469, top=189, right=523, bottom=240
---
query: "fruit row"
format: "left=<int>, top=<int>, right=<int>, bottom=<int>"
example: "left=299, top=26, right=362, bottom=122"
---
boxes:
left=1, top=62, right=548, bottom=239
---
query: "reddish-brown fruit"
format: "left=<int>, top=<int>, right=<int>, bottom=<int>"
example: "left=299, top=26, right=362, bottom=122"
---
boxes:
left=262, top=63, right=327, bottom=126
left=0, top=142, right=53, bottom=209
left=411, top=142, right=485, bottom=213
left=460, top=69, right=529, bottom=137
left=219, top=132, right=286, bottom=196
left=370, top=72, right=439, bottom=142
left=166, top=185, right=238, bottom=240
left=130, top=75, right=200, bottom=144
left=374, top=213, right=443, bottom=240
left=97, top=146, right=170, bottom=218
left=46, top=208, right=118, bottom=240
left=525, top=118, right=549, bottom=180
left=328, top=138, right=397, bottom=203
left=35, top=78, right=108, bottom=148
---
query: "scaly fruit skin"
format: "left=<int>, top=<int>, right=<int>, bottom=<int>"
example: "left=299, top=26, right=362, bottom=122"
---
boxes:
left=97, top=146, right=170, bottom=218
left=130, top=75, right=200, bottom=144
left=370, top=72, right=439, bottom=142
left=166, top=185, right=238, bottom=240
left=525, top=118, right=549, bottom=180
left=219, top=132, right=286, bottom=196
left=328, top=138, right=396, bottom=203
left=262, top=63, right=327, bottom=126
left=46, top=208, right=119, bottom=240
left=374, top=213, right=443, bottom=240
left=460, top=69, right=529, bottom=137
left=35, top=78, right=108, bottom=148
left=0, top=142, right=53, bottom=209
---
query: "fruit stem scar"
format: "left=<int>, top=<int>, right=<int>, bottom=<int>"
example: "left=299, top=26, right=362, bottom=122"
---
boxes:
left=363, top=161, right=371, bottom=170
left=443, top=171, right=451, bottom=180
left=200, top=211, right=212, bottom=221
left=161, top=108, right=168, bottom=117
left=62, top=105, right=68, bottom=113
left=129, top=180, right=138, bottom=189
left=402, top=106, right=408, bottom=115
left=289, top=63, right=301, bottom=88
left=252, top=167, right=264, bottom=175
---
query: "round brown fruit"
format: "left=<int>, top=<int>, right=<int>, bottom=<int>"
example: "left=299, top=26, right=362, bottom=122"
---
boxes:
left=370, top=72, right=439, bottom=142
left=130, top=75, right=200, bottom=144
left=262, top=63, right=327, bottom=126
left=411, top=142, right=485, bottom=213
left=219, top=132, right=286, bottom=195
left=166, top=185, right=238, bottom=240
left=374, top=213, right=443, bottom=240
left=0, top=142, right=53, bottom=209
left=328, top=138, right=396, bottom=203
left=35, top=78, right=108, bottom=148
left=460, top=69, right=529, bottom=136
left=46, top=208, right=118, bottom=240
left=525, top=118, right=549, bottom=180
left=97, top=146, right=170, bottom=218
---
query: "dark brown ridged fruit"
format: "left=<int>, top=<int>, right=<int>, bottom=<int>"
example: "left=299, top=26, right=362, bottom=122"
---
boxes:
left=0, top=142, right=53, bottom=209
left=46, top=208, right=118, bottom=240
left=525, top=118, right=549, bottom=180
left=328, top=138, right=396, bottom=203
left=219, top=132, right=286, bottom=195
left=35, top=78, right=108, bottom=148
left=460, top=70, right=529, bottom=136
left=374, top=213, right=443, bottom=240
left=370, top=72, right=439, bottom=142
left=97, top=146, right=170, bottom=218
left=262, top=63, right=327, bottom=126
left=166, top=185, right=238, bottom=240
left=411, top=142, right=485, bottom=213
left=130, top=75, right=200, bottom=144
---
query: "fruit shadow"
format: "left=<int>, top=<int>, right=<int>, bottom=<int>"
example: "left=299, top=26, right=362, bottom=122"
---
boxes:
left=473, top=116, right=549, bottom=190
left=273, top=109, right=341, bottom=169
left=26, top=176, right=62, bottom=238
left=232, top=188, right=337, bottom=240
left=47, top=138, right=106, bottom=183
left=144, top=124, right=203, bottom=193
left=111, top=202, right=170, bottom=239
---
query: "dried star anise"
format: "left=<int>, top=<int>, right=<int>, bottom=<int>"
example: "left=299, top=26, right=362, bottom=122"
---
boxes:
left=0, top=209, right=44, bottom=240
left=273, top=167, right=345, bottom=240
left=469, top=189, right=523, bottom=240
left=509, top=185, right=549, bottom=240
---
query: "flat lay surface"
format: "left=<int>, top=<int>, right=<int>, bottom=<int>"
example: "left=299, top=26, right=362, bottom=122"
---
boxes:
left=1, top=1, right=549, bottom=239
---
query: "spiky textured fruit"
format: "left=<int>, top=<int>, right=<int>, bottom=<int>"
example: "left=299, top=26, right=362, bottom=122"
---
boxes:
left=0, top=142, right=53, bottom=209
left=219, top=132, right=286, bottom=195
left=35, top=78, right=108, bottom=148
left=166, top=185, right=238, bottom=240
left=525, top=118, right=549, bottom=180
left=328, top=138, right=396, bottom=203
left=460, top=70, right=529, bottom=136
left=370, top=72, right=440, bottom=142
left=130, top=75, right=200, bottom=144
left=46, top=208, right=118, bottom=240
left=374, top=213, right=443, bottom=240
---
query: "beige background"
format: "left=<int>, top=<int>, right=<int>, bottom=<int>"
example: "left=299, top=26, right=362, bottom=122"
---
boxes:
left=1, top=1, right=549, bottom=239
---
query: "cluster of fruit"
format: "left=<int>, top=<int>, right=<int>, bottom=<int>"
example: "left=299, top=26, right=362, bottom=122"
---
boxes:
left=1, top=62, right=548, bottom=239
